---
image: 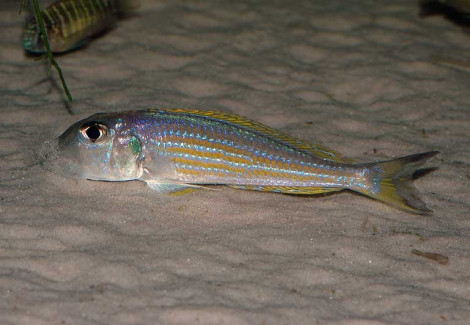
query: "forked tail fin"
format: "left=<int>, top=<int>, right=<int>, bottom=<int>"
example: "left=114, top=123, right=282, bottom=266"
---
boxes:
left=358, top=151, right=439, bottom=214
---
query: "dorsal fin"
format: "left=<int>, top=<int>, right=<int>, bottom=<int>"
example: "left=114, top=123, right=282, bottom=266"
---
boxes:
left=148, top=108, right=354, bottom=163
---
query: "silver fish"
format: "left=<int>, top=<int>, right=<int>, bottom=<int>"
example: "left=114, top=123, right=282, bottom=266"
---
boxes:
left=57, top=109, right=439, bottom=214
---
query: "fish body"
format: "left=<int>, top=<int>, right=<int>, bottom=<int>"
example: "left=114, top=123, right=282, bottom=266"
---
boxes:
left=23, top=0, right=138, bottom=53
left=57, top=109, right=438, bottom=214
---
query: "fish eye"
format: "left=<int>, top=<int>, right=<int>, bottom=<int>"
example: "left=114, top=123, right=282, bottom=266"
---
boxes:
left=80, top=123, right=108, bottom=143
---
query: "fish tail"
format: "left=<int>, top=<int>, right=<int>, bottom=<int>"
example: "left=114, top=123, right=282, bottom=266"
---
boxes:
left=115, top=0, right=141, bottom=13
left=358, top=151, right=439, bottom=214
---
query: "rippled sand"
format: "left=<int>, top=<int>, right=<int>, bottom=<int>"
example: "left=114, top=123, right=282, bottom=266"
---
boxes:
left=1, top=0, right=469, bottom=324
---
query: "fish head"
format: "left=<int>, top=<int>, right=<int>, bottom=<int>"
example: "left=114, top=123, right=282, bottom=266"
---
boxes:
left=22, top=20, right=46, bottom=53
left=57, top=114, right=143, bottom=181
left=22, top=19, right=68, bottom=53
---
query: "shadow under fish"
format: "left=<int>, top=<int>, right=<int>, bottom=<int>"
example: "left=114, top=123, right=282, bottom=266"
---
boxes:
left=23, top=0, right=139, bottom=54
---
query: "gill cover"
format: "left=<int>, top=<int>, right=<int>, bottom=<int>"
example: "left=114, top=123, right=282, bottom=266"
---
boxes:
left=58, top=117, right=142, bottom=181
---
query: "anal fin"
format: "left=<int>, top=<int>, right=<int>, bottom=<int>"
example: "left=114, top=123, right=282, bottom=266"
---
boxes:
left=229, top=185, right=343, bottom=195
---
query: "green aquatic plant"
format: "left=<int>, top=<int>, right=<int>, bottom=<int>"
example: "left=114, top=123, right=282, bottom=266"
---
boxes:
left=20, top=0, right=72, bottom=102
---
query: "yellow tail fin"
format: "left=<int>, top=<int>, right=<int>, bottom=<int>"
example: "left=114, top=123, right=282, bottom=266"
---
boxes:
left=358, top=151, right=439, bottom=214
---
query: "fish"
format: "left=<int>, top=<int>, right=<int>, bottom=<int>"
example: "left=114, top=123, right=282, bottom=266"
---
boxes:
left=422, top=0, right=470, bottom=16
left=57, top=109, right=439, bottom=214
left=437, top=0, right=470, bottom=14
left=23, top=0, right=139, bottom=53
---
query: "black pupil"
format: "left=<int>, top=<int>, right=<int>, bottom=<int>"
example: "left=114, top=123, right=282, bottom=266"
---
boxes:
left=86, top=125, right=101, bottom=142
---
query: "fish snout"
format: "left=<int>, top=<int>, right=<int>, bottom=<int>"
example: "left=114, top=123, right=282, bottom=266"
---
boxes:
left=22, top=22, right=45, bottom=53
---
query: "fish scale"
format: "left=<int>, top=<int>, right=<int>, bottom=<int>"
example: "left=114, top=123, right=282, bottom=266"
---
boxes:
left=129, top=111, right=359, bottom=188
left=57, top=109, right=439, bottom=214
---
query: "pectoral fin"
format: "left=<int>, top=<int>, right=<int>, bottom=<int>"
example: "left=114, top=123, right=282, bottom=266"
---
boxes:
left=140, top=160, right=216, bottom=194
left=146, top=181, right=190, bottom=193
left=145, top=180, right=215, bottom=194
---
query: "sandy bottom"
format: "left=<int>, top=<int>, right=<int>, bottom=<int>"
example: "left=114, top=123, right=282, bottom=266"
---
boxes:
left=1, top=0, right=469, bottom=324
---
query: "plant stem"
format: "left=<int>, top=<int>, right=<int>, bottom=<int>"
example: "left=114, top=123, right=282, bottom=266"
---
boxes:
left=22, top=0, right=73, bottom=102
